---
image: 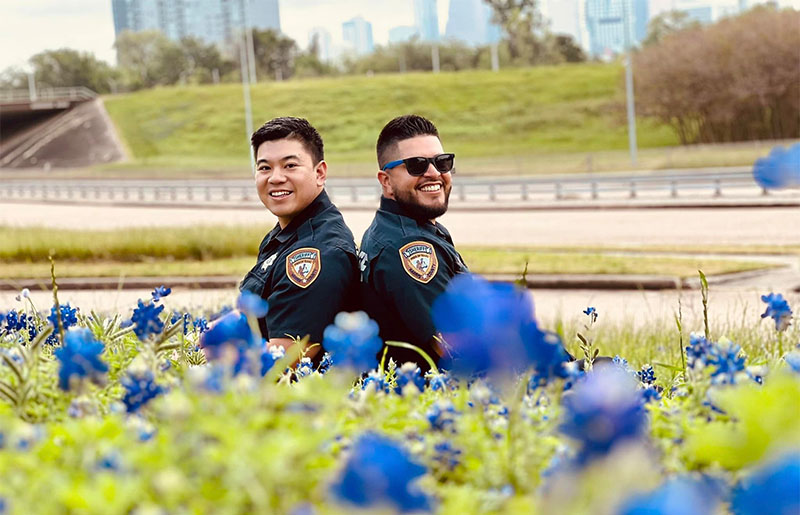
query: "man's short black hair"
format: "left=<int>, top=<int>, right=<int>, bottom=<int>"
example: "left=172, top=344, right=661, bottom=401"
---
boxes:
left=251, top=116, right=324, bottom=164
left=376, top=114, right=439, bottom=169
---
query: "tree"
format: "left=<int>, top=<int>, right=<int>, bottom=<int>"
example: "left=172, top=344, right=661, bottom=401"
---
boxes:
left=634, top=7, right=799, bottom=143
left=28, top=49, right=116, bottom=93
left=249, top=29, right=298, bottom=81
left=483, top=0, right=558, bottom=64
left=115, top=30, right=182, bottom=89
left=554, top=34, right=586, bottom=63
left=179, top=37, right=233, bottom=84
left=643, top=10, right=701, bottom=46
left=0, top=67, right=28, bottom=89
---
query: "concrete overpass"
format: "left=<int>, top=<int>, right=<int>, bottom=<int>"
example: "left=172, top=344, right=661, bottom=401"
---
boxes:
left=0, top=87, right=125, bottom=169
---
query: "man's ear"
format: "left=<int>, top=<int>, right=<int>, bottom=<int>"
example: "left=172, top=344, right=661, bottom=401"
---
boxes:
left=315, top=160, right=328, bottom=186
left=377, top=170, right=394, bottom=198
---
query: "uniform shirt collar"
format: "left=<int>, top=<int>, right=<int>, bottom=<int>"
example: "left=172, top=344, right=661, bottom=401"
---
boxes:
left=274, top=189, right=332, bottom=243
left=379, top=196, right=446, bottom=237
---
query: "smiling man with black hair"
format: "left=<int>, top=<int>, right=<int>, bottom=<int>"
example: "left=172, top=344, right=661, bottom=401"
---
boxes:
left=240, top=116, right=359, bottom=354
left=359, top=114, right=470, bottom=371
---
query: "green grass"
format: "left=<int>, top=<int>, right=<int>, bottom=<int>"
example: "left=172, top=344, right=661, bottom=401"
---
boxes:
left=103, top=64, right=683, bottom=174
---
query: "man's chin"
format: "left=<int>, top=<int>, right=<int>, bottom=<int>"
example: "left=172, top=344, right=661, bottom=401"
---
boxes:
left=396, top=197, right=449, bottom=220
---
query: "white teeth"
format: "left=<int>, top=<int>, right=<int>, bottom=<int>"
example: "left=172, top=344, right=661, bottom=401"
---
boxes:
left=419, top=184, right=441, bottom=192
left=270, top=191, right=291, bottom=198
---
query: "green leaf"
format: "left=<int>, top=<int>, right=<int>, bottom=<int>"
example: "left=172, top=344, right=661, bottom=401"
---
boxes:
left=385, top=341, right=438, bottom=374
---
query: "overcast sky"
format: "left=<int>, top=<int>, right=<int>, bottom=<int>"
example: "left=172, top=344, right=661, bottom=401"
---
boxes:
left=0, top=0, right=797, bottom=70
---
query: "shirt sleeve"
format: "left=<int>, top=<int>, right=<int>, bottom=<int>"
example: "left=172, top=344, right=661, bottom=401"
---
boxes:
left=370, top=238, right=453, bottom=345
left=266, top=244, right=358, bottom=343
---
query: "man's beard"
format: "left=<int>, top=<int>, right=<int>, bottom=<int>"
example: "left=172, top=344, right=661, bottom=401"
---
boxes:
left=394, top=185, right=451, bottom=221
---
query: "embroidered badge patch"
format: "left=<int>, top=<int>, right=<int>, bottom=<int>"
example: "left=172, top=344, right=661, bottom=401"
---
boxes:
left=285, top=247, right=321, bottom=288
left=399, top=241, right=438, bottom=284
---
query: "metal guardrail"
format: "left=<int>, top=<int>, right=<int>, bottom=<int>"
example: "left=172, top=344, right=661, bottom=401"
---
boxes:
left=0, top=87, right=97, bottom=103
left=0, top=170, right=778, bottom=206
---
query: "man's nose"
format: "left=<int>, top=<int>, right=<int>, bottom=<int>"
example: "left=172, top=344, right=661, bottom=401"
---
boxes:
left=268, top=167, right=287, bottom=183
left=422, top=161, right=440, bottom=178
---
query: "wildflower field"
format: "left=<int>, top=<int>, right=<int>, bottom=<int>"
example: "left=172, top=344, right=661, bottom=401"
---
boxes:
left=0, top=274, right=798, bottom=514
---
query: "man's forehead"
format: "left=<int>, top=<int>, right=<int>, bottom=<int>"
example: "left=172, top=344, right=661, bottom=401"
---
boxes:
left=394, top=135, right=443, bottom=158
left=256, top=137, right=311, bottom=162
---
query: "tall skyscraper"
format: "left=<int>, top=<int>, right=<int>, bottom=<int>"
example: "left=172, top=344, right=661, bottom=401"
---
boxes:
left=414, top=0, right=440, bottom=41
left=342, top=16, right=374, bottom=55
left=111, top=0, right=280, bottom=45
left=445, top=0, right=501, bottom=46
left=584, top=0, right=649, bottom=58
left=308, top=27, right=333, bottom=62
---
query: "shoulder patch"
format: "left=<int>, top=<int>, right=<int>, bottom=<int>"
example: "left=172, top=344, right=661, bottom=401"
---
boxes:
left=285, top=247, right=321, bottom=288
left=398, top=241, right=438, bottom=284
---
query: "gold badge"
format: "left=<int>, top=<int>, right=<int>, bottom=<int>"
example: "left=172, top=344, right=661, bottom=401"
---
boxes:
left=399, top=241, right=438, bottom=284
left=285, top=247, right=321, bottom=288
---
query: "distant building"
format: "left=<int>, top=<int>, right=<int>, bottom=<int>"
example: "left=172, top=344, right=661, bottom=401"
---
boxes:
left=584, top=0, right=648, bottom=58
left=445, top=0, right=501, bottom=46
left=389, top=26, right=420, bottom=44
left=308, top=26, right=333, bottom=62
left=342, top=16, right=374, bottom=55
left=675, top=1, right=740, bottom=24
left=111, top=0, right=280, bottom=45
left=414, top=0, right=440, bottom=41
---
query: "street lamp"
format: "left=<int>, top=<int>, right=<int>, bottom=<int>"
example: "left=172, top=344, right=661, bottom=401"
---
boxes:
left=623, top=0, right=638, bottom=166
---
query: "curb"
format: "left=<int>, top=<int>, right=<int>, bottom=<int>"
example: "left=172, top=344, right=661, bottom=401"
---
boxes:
left=2, top=274, right=689, bottom=292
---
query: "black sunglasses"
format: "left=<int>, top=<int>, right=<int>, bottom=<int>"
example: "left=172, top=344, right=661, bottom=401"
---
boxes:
left=381, top=153, right=456, bottom=176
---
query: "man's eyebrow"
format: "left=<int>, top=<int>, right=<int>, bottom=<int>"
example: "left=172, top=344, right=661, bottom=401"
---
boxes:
left=256, top=154, right=301, bottom=165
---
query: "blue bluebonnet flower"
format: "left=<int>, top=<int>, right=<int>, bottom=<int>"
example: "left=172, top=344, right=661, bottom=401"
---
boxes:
left=318, top=352, right=333, bottom=374
left=131, top=300, right=165, bottom=340
left=121, top=371, right=164, bottom=413
left=361, top=369, right=391, bottom=393
left=259, top=344, right=285, bottom=376
left=752, top=143, right=800, bottom=190
left=2, top=310, right=38, bottom=341
left=637, top=364, right=656, bottom=385
left=583, top=306, right=598, bottom=322
left=47, top=303, right=78, bottom=330
left=760, top=292, right=793, bottom=331
left=559, top=366, right=646, bottom=464
left=193, top=317, right=208, bottom=333
left=784, top=351, right=800, bottom=374
left=295, top=357, right=314, bottom=378
left=151, top=285, right=171, bottom=302
left=707, top=340, right=746, bottom=385
left=209, top=305, right=233, bottom=322
left=432, top=441, right=462, bottom=471
left=426, top=370, right=455, bottom=392
left=686, top=333, right=713, bottom=368
left=54, top=328, right=109, bottom=391
left=619, top=476, right=723, bottom=515
left=640, top=385, right=662, bottom=403
left=330, top=432, right=433, bottom=513
left=97, top=450, right=122, bottom=471
left=426, top=401, right=458, bottom=432
left=322, top=312, right=383, bottom=373
left=170, top=312, right=192, bottom=335
left=395, top=363, right=426, bottom=394
left=236, top=290, right=269, bottom=318
left=432, top=274, right=569, bottom=380
left=731, top=452, right=800, bottom=515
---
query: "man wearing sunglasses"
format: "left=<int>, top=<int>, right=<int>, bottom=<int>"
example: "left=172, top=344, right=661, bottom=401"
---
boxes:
left=360, top=114, right=469, bottom=371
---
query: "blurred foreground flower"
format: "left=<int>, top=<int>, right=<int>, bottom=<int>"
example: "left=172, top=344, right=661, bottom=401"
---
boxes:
left=322, top=312, right=382, bottom=373
left=731, top=452, right=800, bottom=515
left=752, top=144, right=800, bottom=190
left=559, top=366, right=646, bottom=464
left=54, top=328, right=109, bottom=391
left=237, top=290, right=269, bottom=319
left=619, top=476, right=723, bottom=515
left=760, top=293, right=793, bottom=332
left=330, top=432, right=432, bottom=513
left=121, top=371, right=164, bottom=413
left=200, top=310, right=258, bottom=362
left=432, top=274, right=568, bottom=379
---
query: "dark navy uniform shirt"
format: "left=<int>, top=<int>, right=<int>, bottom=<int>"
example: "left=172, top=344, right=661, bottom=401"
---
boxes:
left=240, top=190, right=358, bottom=344
left=359, top=197, right=469, bottom=370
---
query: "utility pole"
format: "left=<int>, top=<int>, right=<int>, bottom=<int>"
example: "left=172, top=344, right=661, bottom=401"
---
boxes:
left=242, top=0, right=257, bottom=84
left=239, top=29, right=254, bottom=169
left=623, top=0, right=638, bottom=166
left=431, top=44, right=440, bottom=73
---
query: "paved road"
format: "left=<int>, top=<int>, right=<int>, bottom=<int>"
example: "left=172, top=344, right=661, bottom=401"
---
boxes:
left=2, top=201, right=799, bottom=247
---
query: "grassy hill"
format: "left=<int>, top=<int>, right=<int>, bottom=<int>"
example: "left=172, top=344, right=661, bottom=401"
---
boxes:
left=103, top=64, right=686, bottom=176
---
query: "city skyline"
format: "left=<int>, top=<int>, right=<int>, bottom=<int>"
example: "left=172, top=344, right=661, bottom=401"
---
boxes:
left=1, top=0, right=797, bottom=70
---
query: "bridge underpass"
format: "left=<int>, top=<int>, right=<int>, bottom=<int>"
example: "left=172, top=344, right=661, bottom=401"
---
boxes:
left=0, top=87, right=125, bottom=169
